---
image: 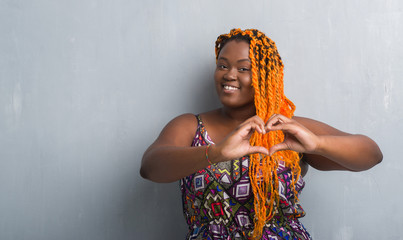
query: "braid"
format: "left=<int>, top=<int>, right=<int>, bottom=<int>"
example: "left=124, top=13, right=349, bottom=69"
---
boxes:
left=215, top=29, right=301, bottom=239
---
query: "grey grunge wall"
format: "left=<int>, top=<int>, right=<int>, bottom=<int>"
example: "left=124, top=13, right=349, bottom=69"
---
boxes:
left=1, top=0, right=402, bottom=239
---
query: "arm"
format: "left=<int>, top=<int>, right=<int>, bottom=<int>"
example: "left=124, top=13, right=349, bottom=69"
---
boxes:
left=140, top=114, right=269, bottom=183
left=266, top=115, right=383, bottom=171
left=140, top=114, right=206, bottom=183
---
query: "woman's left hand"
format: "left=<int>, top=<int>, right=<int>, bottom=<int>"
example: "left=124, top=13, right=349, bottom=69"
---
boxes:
left=265, top=114, right=382, bottom=171
left=265, top=114, right=320, bottom=156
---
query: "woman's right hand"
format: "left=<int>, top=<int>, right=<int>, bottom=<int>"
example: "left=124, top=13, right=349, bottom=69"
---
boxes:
left=141, top=114, right=270, bottom=183
left=210, top=116, right=270, bottom=163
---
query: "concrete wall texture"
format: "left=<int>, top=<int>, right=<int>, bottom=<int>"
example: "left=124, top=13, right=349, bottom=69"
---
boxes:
left=1, top=0, right=402, bottom=239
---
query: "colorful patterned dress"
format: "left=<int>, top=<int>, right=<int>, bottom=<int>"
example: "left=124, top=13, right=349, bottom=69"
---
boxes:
left=180, top=115, right=312, bottom=240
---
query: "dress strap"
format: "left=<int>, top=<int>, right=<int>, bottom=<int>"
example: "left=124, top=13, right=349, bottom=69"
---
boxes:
left=194, top=114, right=214, bottom=145
left=195, top=114, right=203, bottom=127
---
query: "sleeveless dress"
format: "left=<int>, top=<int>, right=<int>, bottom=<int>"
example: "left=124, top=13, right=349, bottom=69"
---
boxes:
left=180, top=115, right=312, bottom=240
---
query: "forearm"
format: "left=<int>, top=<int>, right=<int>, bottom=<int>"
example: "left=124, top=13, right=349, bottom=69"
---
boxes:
left=140, top=145, right=222, bottom=183
left=314, top=134, right=383, bottom=171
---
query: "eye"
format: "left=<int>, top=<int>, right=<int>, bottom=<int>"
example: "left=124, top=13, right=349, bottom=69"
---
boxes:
left=217, top=64, right=227, bottom=69
left=239, top=67, right=250, bottom=72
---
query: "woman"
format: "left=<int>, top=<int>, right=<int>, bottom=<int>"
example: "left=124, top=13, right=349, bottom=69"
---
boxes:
left=140, top=29, right=382, bottom=239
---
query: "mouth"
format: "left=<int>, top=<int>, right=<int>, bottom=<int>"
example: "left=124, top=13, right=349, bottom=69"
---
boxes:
left=222, top=84, right=240, bottom=90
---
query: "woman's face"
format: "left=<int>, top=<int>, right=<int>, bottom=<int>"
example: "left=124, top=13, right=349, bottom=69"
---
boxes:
left=214, top=40, right=254, bottom=109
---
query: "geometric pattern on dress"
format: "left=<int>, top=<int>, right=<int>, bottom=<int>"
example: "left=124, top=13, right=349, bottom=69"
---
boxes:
left=228, top=174, right=252, bottom=203
left=218, top=173, right=232, bottom=185
left=194, top=175, right=205, bottom=191
left=234, top=206, right=253, bottom=228
left=181, top=115, right=312, bottom=240
left=203, top=192, right=231, bottom=224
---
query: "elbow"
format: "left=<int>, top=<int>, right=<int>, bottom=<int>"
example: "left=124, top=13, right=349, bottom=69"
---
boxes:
left=355, top=149, right=383, bottom=172
left=139, top=165, right=148, bottom=180
left=359, top=136, right=383, bottom=171
left=139, top=166, right=173, bottom=183
left=374, top=148, right=383, bottom=166
left=139, top=157, right=169, bottom=183
left=371, top=142, right=383, bottom=168
left=139, top=154, right=152, bottom=180
left=140, top=160, right=157, bottom=181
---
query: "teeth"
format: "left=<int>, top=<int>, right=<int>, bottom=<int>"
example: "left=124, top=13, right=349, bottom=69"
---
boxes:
left=223, top=85, right=238, bottom=90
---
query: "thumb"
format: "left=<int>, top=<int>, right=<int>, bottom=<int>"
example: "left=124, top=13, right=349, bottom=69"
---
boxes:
left=247, top=146, right=269, bottom=156
left=268, top=142, right=289, bottom=156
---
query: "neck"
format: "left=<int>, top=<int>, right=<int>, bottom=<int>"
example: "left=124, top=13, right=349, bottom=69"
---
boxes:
left=220, top=104, right=256, bottom=124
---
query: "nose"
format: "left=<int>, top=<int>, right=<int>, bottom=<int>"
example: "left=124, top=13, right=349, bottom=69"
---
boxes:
left=224, top=67, right=237, bottom=81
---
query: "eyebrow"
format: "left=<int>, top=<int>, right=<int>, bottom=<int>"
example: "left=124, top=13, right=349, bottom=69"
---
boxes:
left=217, top=57, right=251, bottom=63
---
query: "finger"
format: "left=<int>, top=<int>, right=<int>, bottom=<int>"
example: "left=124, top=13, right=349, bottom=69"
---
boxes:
left=265, top=114, right=291, bottom=130
left=241, top=115, right=264, bottom=124
left=247, top=146, right=269, bottom=156
left=238, top=119, right=266, bottom=135
left=269, top=142, right=290, bottom=156
left=241, top=116, right=265, bottom=131
left=251, top=117, right=266, bottom=134
left=255, top=116, right=266, bottom=133
left=268, top=114, right=291, bottom=124
left=267, top=122, right=298, bottom=133
left=250, top=115, right=265, bottom=124
left=267, top=113, right=279, bottom=122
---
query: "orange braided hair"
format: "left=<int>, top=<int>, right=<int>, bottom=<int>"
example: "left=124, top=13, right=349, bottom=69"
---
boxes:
left=215, top=29, right=301, bottom=239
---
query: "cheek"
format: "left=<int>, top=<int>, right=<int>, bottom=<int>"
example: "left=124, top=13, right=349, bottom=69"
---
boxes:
left=241, top=75, right=253, bottom=87
left=214, top=70, right=221, bottom=82
left=247, top=87, right=255, bottom=99
left=245, top=78, right=255, bottom=98
left=214, top=71, right=221, bottom=92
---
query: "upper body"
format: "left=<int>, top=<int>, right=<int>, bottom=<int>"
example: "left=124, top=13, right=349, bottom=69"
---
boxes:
left=140, top=29, right=383, bottom=238
left=140, top=39, right=382, bottom=183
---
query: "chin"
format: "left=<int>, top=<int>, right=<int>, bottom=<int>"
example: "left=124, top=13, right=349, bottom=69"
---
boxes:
left=220, top=99, right=254, bottom=109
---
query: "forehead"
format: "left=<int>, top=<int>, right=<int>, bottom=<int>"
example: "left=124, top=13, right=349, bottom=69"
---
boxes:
left=218, top=40, right=250, bottom=60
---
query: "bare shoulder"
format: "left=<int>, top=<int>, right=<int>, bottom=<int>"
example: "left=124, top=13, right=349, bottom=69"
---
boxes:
left=151, top=113, right=199, bottom=147
left=166, top=113, right=198, bottom=129
left=293, top=116, right=349, bottom=136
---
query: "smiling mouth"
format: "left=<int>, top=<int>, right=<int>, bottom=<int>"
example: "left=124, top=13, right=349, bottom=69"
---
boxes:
left=223, top=85, right=239, bottom=90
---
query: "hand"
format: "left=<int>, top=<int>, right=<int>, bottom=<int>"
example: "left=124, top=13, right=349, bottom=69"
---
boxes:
left=265, top=114, right=320, bottom=156
left=213, top=116, right=270, bottom=162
